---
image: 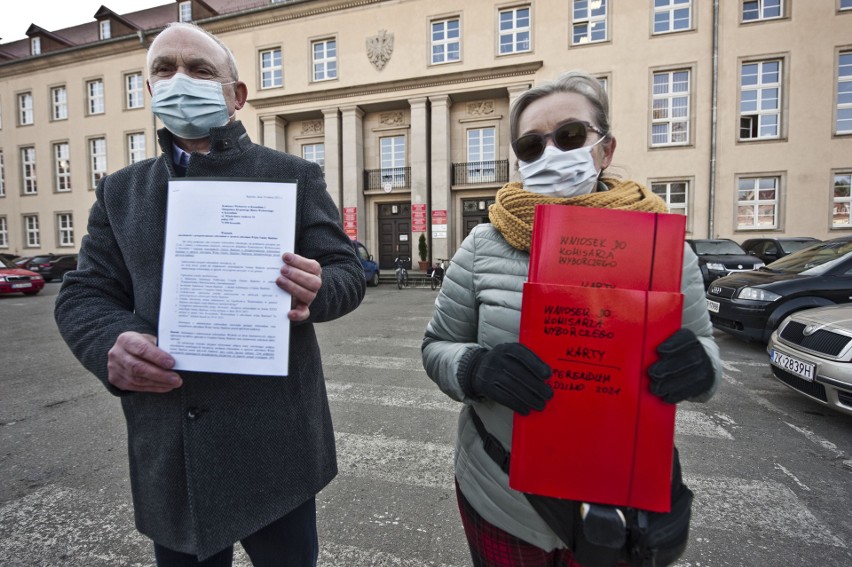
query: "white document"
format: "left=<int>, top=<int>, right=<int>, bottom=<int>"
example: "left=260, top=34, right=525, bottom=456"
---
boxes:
left=157, top=179, right=297, bottom=376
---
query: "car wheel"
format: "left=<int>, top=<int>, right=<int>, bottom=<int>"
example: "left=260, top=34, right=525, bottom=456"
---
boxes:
left=369, top=272, right=379, bottom=287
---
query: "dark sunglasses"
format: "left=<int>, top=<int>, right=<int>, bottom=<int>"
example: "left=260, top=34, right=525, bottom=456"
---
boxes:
left=512, top=120, right=607, bottom=163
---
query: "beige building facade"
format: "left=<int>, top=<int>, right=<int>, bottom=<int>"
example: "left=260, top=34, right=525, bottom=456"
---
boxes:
left=1, top=0, right=851, bottom=271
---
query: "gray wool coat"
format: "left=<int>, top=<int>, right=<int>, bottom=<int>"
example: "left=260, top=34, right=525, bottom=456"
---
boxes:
left=54, top=122, right=366, bottom=559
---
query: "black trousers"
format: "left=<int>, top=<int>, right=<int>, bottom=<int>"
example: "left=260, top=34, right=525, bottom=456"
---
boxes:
left=153, top=497, right=318, bottom=567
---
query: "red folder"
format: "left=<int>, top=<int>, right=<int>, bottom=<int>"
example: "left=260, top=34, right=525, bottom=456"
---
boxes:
left=510, top=205, right=686, bottom=512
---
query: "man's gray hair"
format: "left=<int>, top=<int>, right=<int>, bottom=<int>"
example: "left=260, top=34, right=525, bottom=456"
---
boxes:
left=509, top=71, right=610, bottom=143
left=146, top=22, right=239, bottom=81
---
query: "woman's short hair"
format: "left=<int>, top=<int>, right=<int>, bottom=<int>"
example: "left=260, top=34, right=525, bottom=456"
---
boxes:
left=509, top=71, right=611, bottom=143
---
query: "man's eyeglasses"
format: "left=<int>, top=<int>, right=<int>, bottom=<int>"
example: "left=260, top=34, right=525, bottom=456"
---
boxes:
left=512, top=120, right=607, bottom=163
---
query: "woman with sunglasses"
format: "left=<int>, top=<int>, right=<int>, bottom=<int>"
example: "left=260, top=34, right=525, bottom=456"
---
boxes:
left=422, top=71, right=721, bottom=567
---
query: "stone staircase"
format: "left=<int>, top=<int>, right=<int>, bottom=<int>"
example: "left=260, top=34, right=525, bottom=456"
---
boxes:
left=377, top=270, right=433, bottom=288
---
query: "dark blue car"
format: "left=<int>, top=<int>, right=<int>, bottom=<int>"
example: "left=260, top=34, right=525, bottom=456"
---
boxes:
left=352, top=240, right=380, bottom=286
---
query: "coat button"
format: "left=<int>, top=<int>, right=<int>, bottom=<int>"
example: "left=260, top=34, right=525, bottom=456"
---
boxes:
left=187, top=408, right=199, bottom=420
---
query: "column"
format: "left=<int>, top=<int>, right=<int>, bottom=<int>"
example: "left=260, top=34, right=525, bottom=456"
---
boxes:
left=507, top=84, right=531, bottom=183
left=409, top=97, right=429, bottom=268
left=429, top=94, right=451, bottom=262
left=322, top=107, right=341, bottom=209
left=341, top=105, right=365, bottom=241
left=260, top=115, right=287, bottom=152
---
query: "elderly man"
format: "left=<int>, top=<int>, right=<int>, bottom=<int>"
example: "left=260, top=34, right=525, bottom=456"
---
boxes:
left=55, top=22, right=365, bottom=566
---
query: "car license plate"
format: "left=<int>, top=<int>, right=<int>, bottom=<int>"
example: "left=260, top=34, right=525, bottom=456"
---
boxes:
left=706, top=299, right=720, bottom=313
left=11, top=283, right=32, bottom=289
left=770, top=349, right=815, bottom=382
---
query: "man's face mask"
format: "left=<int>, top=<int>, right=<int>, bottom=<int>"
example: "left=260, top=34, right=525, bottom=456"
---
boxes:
left=151, top=73, right=235, bottom=139
left=518, top=137, right=605, bottom=199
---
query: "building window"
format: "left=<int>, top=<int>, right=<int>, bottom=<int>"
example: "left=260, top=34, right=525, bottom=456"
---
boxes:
left=380, top=136, right=406, bottom=187
left=24, top=215, right=40, bottom=247
left=833, top=173, right=852, bottom=228
left=737, top=176, right=778, bottom=229
left=259, top=48, right=283, bottom=89
left=651, top=181, right=689, bottom=215
left=127, top=133, right=146, bottom=164
left=466, top=127, right=497, bottom=183
left=21, top=147, right=37, bottom=195
left=87, top=79, right=105, bottom=115
left=842, top=0, right=852, bottom=10
left=179, top=1, right=192, bottom=22
left=54, top=142, right=71, bottom=192
left=743, top=0, right=782, bottom=21
left=573, top=0, right=607, bottom=45
left=652, top=69, right=690, bottom=146
left=499, top=6, right=531, bottom=54
left=99, top=20, right=111, bottom=40
left=740, top=60, right=781, bottom=140
left=89, top=137, right=107, bottom=189
left=653, top=0, right=692, bottom=34
left=51, top=86, right=68, bottom=120
left=838, top=51, right=852, bottom=135
left=0, top=151, right=4, bottom=197
left=302, top=143, right=325, bottom=170
left=126, top=73, right=144, bottom=109
left=431, top=18, right=461, bottom=64
left=31, top=37, right=41, bottom=55
left=18, top=92, right=34, bottom=125
left=312, top=39, right=337, bottom=81
left=0, top=217, right=7, bottom=248
left=57, top=213, right=74, bottom=247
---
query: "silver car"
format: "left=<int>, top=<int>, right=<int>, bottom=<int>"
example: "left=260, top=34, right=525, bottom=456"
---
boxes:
left=767, top=304, right=852, bottom=417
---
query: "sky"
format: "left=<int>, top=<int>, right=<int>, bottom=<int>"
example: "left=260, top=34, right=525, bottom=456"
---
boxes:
left=2, top=0, right=166, bottom=44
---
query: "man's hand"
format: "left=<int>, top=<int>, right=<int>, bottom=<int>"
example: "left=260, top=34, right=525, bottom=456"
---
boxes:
left=276, top=252, right=322, bottom=322
left=107, top=332, right=182, bottom=393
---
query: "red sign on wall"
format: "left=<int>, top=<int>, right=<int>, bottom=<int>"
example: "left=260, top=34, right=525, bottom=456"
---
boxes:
left=343, top=207, right=358, bottom=239
left=411, top=203, right=427, bottom=232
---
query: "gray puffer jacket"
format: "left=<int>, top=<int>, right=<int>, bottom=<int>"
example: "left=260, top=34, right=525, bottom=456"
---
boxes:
left=422, top=222, right=720, bottom=551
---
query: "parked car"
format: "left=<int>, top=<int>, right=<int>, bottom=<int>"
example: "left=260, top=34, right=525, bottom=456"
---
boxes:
left=13, top=256, right=33, bottom=268
left=767, top=304, right=852, bottom=417
left=686, top=238, right=765, bottom=289
left=741, top=237, right=821, bottom=264
left=705, top=236, right=852, bottom=342
left=25, top=253, right=78, bottom=282
left=352, top=240, right=380, bottom=286
left=0, top=253, right=18, bottom=262
left=0, top=257, right=45, bottom=296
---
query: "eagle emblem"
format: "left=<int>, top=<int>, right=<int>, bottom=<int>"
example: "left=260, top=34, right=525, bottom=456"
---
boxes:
left=366, top=30, right=394, bottom=71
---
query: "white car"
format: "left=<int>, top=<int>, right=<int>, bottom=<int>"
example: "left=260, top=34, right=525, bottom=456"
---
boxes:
left=767, top=304, right=852, bottom=417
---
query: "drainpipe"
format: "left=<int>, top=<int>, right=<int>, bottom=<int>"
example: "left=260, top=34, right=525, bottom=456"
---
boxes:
left=708, top=0, right=719, bottom=238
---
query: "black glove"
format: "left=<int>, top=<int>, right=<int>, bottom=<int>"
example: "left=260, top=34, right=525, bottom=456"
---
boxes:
left=459, top=343, right=553, bottom=415
left=648, top=329, right=715, bottom=404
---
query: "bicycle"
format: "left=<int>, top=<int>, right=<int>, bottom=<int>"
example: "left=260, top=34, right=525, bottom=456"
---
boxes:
left=428, top=259, right=448, bottom=290
left=394, top=256, right=410, bottom=289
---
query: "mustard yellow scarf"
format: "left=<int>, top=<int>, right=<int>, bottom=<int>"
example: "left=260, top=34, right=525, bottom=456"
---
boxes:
left=488, top=179, right=668, bottom=251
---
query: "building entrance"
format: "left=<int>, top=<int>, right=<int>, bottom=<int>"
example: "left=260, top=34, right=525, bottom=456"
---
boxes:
left=461, top=198, right=496, bottom=239
left=378, top=202, right=411, bottom=270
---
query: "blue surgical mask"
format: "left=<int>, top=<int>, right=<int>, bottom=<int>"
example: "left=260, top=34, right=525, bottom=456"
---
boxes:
left=151, top=73, right=235, bottom=139
left=519, top=137, right=605, bottom=198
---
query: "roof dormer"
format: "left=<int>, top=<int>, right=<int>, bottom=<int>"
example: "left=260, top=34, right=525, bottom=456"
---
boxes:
left=25, top=24, right=74, bottom=55
left=93, top=6, right=141, bottom=40
left=175, top=0, right=218, bottom=24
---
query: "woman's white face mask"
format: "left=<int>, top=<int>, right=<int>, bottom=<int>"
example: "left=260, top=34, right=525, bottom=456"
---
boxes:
left=518, top=137, right=605, bottom=198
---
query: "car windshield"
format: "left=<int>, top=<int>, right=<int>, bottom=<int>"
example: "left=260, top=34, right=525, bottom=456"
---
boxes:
left=779, top=239, right=819, bottom=254
left=0, top=257, right=14, bottom=269
left=693, top=240, right=746, bottom=255
left=30, top=255, right=53, bottom=263
left=766, top=241, right=852, bottom=275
